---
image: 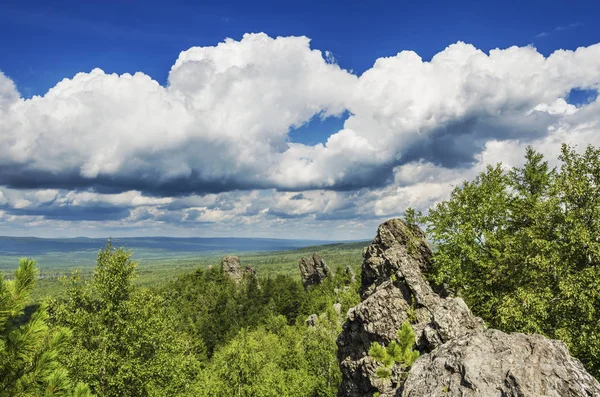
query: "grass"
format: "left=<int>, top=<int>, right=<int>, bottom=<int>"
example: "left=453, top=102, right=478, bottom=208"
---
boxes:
left=7, top=241, right=369, bottom=302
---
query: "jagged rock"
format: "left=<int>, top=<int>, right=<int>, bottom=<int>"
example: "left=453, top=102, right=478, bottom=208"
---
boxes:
left=299, top=252, right=330, bottom=289
left=221, top=255, right=243, bottom=282
left=337, top=218, right=600, bottom=397
left=220, top=256, right=258, bottom=285
left=338, top=219, right=484, bottom=397
left=402, top=329, right=600, bottom=397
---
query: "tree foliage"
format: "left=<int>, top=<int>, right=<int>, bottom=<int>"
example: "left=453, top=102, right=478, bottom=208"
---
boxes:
left=424, top=144, right=600, bottom=378
left=164, top=263, right=359, bottom=358
left=165, top=263, right=358, bottom=396
left=369, top=321, right=419, bottom=381
left=49, top=243, right=201, bottom=397
left=195, top=306, right=345, bottom=397
left=0, top=258, right=91, bottom=397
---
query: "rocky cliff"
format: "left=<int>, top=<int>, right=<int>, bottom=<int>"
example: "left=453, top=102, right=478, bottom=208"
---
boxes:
left=337, top=218, right=600, bottom=397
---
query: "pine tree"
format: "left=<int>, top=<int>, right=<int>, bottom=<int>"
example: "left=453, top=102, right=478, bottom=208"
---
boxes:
left=0, top=258, right=92, bottom=397
left=368, top=321, right=419, bottom=381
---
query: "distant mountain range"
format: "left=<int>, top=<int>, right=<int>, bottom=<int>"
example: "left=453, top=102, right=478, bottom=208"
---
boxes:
left=0, top=236, right=334, bottom=257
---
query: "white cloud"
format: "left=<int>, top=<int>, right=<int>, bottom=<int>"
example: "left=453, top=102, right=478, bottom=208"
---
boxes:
left=1, top=36, right=600, bottom=237
left=0, top=71, right=19, bottom=111
left=0, top=34, right=356, bottom=194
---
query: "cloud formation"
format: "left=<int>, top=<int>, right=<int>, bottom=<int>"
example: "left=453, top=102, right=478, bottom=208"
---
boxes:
left=1, top=34, right=600, bottom=237
left=536, top=22, right=583, bottom=38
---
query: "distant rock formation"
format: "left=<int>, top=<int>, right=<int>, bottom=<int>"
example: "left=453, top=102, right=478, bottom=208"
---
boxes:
left=298, top=252, right=330, bottom=289
left=221, top=256, right=243, bottom=282
left=337, top=218, right=600, bottom=397
left=244, top=265, right=257, bottom=278
left=220, top=256, right=257, bottom=283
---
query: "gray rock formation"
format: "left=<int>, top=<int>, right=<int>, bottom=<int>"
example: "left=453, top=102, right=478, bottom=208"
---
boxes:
left=299, top=252, right=330, bottom=289
left=337, top=218, right=600, bottom=397
left=221, top=255, right=246, bottom=283
left=221, top=256, right=258, bottom=284
left=333, top=303, right=342, bottom=315
left=221, top=255, right=243, bottom=282
left=244, top=265, right=257, bottom=278
left=402, top=329, right=600, bottom=397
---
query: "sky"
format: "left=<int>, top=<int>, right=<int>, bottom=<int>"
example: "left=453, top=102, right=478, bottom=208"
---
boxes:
left=0, top=0, right=599, bottom=239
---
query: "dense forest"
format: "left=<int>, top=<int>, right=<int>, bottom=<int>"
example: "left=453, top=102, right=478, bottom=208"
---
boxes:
left=1, top=143, right=599, bottom=396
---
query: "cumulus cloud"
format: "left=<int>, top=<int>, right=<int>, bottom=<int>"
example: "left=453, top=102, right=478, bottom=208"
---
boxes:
left=2, top=35, right=600, bottom=237
left=0, top=34, right=356, bottom=195
left=0, top=71, right=19, bottom=111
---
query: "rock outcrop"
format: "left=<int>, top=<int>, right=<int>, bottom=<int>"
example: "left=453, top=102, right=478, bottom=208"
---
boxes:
left=221, top=256, right=256, bottom=283
left=306, top=314, right=318, bottom=327
left=244, top=265, right=257, bottom=278
left=221, top=255, right=243, bottom=282
left=337, top=218, right=600, bottom=397
left=402, top=329, right=600, bottom=396
left=299, top=252, right=330, bottom=289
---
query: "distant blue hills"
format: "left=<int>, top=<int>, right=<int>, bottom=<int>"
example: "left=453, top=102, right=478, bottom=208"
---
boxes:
left=0, top=236, right=334, bottom=257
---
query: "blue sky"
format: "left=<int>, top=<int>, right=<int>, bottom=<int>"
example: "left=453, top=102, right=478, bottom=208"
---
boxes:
left=2, top=0, right=598, bottom=98
left=0, top=0, right=599, bottom=238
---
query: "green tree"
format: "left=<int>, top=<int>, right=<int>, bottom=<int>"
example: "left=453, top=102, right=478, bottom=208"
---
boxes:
left=0, top=258, right=91, bottom=397
left=165, top=256, right=360, bottom=395
left=301, top=306, right=344, bottom=396
left=165, top=264, right=359, bottom=360
left=369, top=321, right=419, bottom=381
left=424, top=144, right=600, bottom=378
left=196, top=326, right=315, bottom=397
left=49, top=243, right=201, bottom=397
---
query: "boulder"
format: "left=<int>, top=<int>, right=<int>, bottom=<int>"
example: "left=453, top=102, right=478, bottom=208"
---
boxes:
left=299, top=252, right=330, bottom=289
left=337, top=218, right=600, bottom=397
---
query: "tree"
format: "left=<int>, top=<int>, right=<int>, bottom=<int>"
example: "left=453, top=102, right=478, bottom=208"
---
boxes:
left=301, top=306, right=344, bottom=396
left=49, top=243, right=201, bottom=397
left=196, top=326, right=316, bottom=397
left=369, top=322, right=419, bottom=381
left=0, top=258, right=91, bottom=397
left=424, top=144, right=600, bottom=378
